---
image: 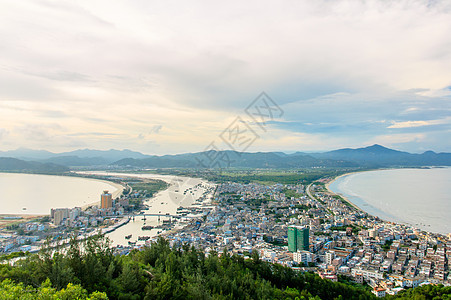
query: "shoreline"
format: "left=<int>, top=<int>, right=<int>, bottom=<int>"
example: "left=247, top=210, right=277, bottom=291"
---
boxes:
left=325, top=168, right=450, bottom=236
left=80, top=178, right=125, bottom=209
left=325, top=169, right=412, bottom=223
left=0, top=172, right=126, bottom=214
left=325, top=170, right=368, bottom=212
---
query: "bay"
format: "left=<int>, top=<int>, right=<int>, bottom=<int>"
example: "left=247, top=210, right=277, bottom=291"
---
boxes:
left=0, top=173, right=120, bottom=215
left=328, top=167, right=451, bottom=235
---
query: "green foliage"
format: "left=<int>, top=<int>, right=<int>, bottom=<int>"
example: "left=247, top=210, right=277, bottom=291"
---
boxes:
left=283, top=188, right=304, bottom=198
left=0, top=278, right=108, bottom=299
left=1, top=236, right=448, bottom=299
left=329, top=225, right=362, bottom=234
left=392, top=284, right=451, bottom=299
left=0, top=251, right=28, bottom=262
left=129, top=180, right=168, bottom=198
left=381, top=240, right=394, bottom=251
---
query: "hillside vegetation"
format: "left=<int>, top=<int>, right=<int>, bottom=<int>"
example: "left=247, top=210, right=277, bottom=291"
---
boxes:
left=1, top=235, right=449, bottom=299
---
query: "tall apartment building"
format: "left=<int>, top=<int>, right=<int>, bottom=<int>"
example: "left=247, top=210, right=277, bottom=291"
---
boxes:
left=288, top=225, right=309, bottom=252
left=51, top=208, right=70, bottom=225
left=101, top=190, right=112, bottom=209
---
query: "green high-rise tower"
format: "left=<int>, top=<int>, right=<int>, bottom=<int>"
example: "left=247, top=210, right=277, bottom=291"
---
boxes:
left=288, top=226, right=309, bottom=252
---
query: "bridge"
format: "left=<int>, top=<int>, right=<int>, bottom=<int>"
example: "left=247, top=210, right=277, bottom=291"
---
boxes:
left=125, top=213, right=197, bottom=219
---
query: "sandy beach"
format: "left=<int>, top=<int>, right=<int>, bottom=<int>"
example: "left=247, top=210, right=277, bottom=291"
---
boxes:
left=325, top=171, right=367, bottom=212
left=80, top=178, right=125, bottom=209
left=326, top=168, right=451, bottom=235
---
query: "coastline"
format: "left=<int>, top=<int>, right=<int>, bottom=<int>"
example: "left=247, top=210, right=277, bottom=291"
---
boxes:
left=80, top=178, right=125, bottom=209
left=0, top=172, right=125, bottom=214
left=325, top=170, right=368, bottom=212
left=325, top=168, right=451, bottom=236
left=325, top=169, right=408, bottom=222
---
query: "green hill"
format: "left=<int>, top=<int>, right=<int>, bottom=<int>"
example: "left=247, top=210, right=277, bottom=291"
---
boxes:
left=1, top=235, right=449, bottom=299
left=0, top=157, right=69, bottom=173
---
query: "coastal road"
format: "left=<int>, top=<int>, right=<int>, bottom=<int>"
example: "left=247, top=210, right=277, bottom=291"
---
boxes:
left=306, top=183, right=316, bottom=202
left=306, top=183, right=334, bottom=216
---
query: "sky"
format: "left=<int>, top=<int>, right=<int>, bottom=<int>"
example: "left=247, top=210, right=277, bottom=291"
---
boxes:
left=1, top=0, right=451, bottom=155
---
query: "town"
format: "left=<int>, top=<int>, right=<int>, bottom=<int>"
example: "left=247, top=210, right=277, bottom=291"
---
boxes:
left=0, top=176, right=169, bottom=253
left=159, top=180, right=450, bottom=297
left=1, top=174, right=450, bottom=298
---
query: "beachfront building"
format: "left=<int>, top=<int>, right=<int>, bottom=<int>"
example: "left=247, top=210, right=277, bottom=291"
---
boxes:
left=101, top=190, right=113, bottom=209
left=288, top=225, right=309, bottom=252
left=51, top=208, right=69, bottom=225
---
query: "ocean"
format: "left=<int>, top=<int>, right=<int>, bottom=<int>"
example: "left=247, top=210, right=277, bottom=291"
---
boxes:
left=0, top=173, right=119, bottom=215
left=328, top=167, right=451, bottom=235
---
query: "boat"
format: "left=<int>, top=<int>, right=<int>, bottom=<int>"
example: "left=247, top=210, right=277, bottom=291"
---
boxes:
left=138, top=236, right=150, bottom=241
left=125, top=234, right=132, bottom=239
left=141, top=225, right=154, bottom=230
left=128, top=241, right=136, bottom=245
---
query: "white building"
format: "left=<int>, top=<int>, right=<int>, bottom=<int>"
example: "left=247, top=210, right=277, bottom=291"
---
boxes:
left=351, top=267, right=384, bottom=281
left=325, top=251, right=335, bottom=265
left=293, top=250, right=315, bottom=264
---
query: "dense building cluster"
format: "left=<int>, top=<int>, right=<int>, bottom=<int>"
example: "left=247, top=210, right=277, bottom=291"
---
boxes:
left=158, top=181, right=450, bottom=297
left=1, top=176, right=450, bottom=298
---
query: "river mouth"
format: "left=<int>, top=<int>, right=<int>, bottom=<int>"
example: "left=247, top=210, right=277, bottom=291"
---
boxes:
left=78, top=171, right=216, bottom=246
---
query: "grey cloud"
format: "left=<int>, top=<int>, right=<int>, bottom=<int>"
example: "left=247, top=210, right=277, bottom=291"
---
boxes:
left=150, top=125, right=162, bottom=134
left=138, top=125, right=163, bottom=140
left=1, top=0, right=451, bottom=153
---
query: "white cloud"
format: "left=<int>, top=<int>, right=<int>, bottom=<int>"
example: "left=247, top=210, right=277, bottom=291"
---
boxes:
left=388, top=117, right=451, bottom=129
left=0, top=0, right=451, bottom=153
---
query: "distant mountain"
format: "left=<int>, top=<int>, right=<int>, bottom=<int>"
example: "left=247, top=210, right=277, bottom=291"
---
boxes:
left=39, top=156, right=109, bottom=167
left=111, top=145, right=451, bottom=169
left=0, top=148, right=151, bottom=166
left=61, top=149, right=149, bottom=162
left=309, top=144, right=451, bottom=167
left=0, top=148, right=55, bottom=160
left=0, top=157, right=69, bottom=173
left=112, top=150, right=358, bottom=168
left=1, top=145, right=450, bottom=169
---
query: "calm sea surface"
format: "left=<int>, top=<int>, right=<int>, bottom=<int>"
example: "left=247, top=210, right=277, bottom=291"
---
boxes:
left=328, top=168, right=451, bottom=235
left=0, top=173, right=118, bottom=215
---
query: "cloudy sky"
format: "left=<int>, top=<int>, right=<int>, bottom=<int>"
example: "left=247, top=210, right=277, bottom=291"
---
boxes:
left=1, top=0, right=450, bottom=155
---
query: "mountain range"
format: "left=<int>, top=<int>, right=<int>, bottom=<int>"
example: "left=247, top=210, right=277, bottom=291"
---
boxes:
left=0, top=157, right=69, bottom=173
left=0, top=148, right=149, bottom=165
left=0, top=145, right=450, bottom=170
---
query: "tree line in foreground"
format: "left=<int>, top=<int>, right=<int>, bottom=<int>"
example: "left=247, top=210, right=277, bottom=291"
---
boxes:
left=0, top=235, right=450, bottom=299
